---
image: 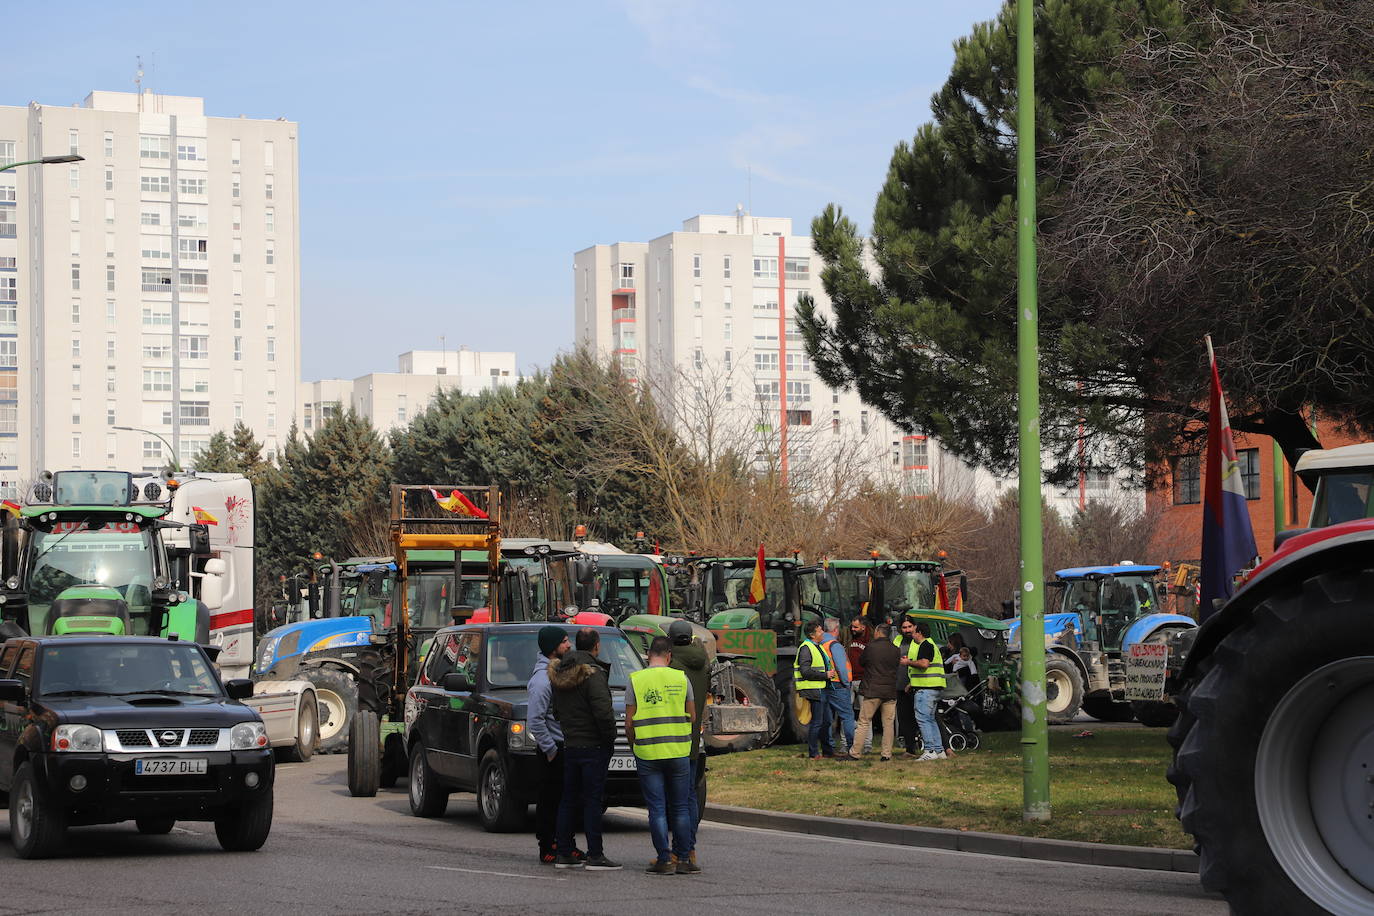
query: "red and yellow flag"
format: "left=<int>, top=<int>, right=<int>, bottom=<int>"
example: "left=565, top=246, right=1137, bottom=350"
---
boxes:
left=954, top=588, right=964, bottom=613
left=747, top=543, right=766, bottom=605
left=430, top=488, right=489, bottom=519
left=935, top=574, right=951, bottom=611
left=192, top=506, right=219, bottom=525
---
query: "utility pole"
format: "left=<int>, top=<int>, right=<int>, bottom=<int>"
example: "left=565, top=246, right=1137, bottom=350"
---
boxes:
left=1016, top=0, right=1051, bottom=822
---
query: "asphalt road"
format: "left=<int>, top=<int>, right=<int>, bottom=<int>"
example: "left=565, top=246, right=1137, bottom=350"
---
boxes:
left=0, top=755, right=1225, bottom=916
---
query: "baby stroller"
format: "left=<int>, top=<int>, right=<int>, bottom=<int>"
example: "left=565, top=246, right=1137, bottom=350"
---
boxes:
left=915, top=674, right=983, bottom=753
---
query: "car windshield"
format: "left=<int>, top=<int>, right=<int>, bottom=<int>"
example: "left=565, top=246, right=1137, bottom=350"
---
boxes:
left=485, top=630, right=643, bottom=690
left=27, top=521, right=159, bottom=636
left=37, top=643, right=222, bottom=697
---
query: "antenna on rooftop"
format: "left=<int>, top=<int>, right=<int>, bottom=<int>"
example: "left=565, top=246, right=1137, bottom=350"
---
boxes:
left=135, top=56, right=144, bottom=111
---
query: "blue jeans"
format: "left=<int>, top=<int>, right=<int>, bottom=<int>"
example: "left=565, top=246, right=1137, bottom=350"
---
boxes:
left=806, top=694, right=832, bottom=756
left=557, top=746, right=611, bottom=857
left=825, top=683, right=855, bottom=749
left=914, top=689, right=943, bottom=754
left=636, top=755, right=694, bottom=863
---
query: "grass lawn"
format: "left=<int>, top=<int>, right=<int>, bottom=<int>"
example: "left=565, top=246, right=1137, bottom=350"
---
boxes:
left=707, top=727, right=1192, bottom=849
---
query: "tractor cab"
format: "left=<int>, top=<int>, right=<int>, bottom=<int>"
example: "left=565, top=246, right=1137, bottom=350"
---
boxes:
left=1051, top=565, right=1166, bottom=653
left=686, top=556, right=803, bottom=637
left=1295, top=443, right=1374, bottom=531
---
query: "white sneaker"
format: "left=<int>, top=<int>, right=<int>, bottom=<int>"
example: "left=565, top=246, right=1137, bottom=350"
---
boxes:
left=915, top=750, right=947, bottom=762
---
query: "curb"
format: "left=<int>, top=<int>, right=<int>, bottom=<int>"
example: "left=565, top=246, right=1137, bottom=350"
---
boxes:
left=702, top=803, right=1199, bottom=874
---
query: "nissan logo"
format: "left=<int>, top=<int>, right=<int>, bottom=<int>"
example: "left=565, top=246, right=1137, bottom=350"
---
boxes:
left=160, top=731, right=178, bottom=745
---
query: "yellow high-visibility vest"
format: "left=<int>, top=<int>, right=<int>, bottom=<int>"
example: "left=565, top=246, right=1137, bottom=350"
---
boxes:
left=629, top=666, right=692, bottom=760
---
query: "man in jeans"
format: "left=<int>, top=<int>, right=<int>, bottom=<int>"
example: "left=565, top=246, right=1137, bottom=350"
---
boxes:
left=548, top=628, right=622, bottom=870
left=528, top=626, right=581, bottom=865
left=850, top=622, right=899, bottom=760
left=821, top=618, right=856, bottom=757
left=627, top=636, right=699, bottom=876
left=902, top=620, right=948, bottom=761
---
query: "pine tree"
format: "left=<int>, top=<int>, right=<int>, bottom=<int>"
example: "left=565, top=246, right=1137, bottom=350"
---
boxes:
left=193, top=431, right=236, bottom=472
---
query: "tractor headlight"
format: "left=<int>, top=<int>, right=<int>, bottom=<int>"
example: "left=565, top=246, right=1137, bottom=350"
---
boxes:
left=976, top=628, right=999, bottom=640
left=230, top=722, right=269, bottom=750
left=53, top=724, right=103, bottom=752
left=256, top=636, right=281, bottom=674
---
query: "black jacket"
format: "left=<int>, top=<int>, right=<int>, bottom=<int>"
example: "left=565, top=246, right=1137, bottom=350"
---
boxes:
left=859, top=639, right=900, bottom=700
left=548, top=649, right=616, bottom=748
left=670, top=640, right=710, bottom=757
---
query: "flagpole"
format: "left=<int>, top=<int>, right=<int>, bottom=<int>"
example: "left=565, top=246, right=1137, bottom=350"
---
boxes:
left=1016, top=0, right=1051, bottom=822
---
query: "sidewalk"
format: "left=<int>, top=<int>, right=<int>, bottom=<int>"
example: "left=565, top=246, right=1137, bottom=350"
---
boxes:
left=703, top=803, right=1199, bottom=873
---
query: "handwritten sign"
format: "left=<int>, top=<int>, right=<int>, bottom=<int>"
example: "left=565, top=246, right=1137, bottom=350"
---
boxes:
left=1124, top=642, right=1168, bottom=701
left=714, top=629, right=778, bottom=676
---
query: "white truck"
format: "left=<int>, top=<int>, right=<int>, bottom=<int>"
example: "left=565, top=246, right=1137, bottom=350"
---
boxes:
left=157, top=471, right=320, bottom=761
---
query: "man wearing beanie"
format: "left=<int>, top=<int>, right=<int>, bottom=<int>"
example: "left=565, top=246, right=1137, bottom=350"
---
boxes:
left=529, top=625, right=576, bottom=864
left=667, top=619, right=709, bottom=834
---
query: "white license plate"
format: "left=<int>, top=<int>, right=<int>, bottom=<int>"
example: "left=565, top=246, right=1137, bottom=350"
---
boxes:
left=135, top=758, right=208, bottom=776
left=607, top=755, right=636, bottom=772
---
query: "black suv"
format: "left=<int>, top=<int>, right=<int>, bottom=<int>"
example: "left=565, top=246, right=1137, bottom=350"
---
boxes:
left=403, top=623, right=644, bottom=831
left=0, top=636, right=275, bottom=858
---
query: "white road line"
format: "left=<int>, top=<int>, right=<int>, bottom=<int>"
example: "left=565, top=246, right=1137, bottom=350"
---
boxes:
left=426, top=865, right=567, bottom=882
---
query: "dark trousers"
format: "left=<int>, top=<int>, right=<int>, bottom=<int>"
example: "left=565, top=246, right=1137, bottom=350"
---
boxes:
left=534, top=746, right=563, bottom=853
left=896, top=686, right=918, bottom=753
left=806, top=695, right=833, bottom=756
left=556, top=746, right=611, bottom=857
left=686, top=751, right=705, bottom=827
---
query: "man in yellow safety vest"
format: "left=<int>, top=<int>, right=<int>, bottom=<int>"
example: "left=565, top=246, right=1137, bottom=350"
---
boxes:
left=795, top=620, right=834, bottom=759
left=627, top=635, right=699, bottom=876
left=901, top=620, right=947, bottom=761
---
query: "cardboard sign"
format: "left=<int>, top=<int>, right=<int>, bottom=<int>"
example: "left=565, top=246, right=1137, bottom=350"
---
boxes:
left=714, top=628, right=778, bottom=676
left=1124, top=642, right=1168, bottom=701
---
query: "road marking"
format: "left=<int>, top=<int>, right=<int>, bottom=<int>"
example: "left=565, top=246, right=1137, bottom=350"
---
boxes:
left=426, top=865, right=566, bottom=882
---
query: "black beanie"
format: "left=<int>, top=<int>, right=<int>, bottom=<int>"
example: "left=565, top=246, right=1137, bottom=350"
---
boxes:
left=538, top=626, right=567, bottom=656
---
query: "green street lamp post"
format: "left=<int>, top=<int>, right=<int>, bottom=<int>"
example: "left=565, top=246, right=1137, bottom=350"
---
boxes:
left=0, top=154, right=84, bottom=173
left=112, top=425, right=182, bottom=472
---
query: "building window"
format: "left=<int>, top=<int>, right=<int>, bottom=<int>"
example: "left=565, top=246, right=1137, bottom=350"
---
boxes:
left=753, top=257, right=777, bottom=280
left=142, top=369, right=172, bottom=392
left=784, top=257, right=810, bottom=282
left=176, top=142, right=202, bottom=162
left=265, top=242, right=274, bottom=265
left=141, top=306, right=171, bottom=327
left=141, top=268, right=172, bottom=291
left=142, top=335, right=171, bottom=360
left=264, top=175, right=274, bottom=199
left=72, top=436, right=81, bottom=459
left=106, top=299, right=117, bottom=326
left=264, top=140, right=275, bottom=169
left=786, top=352, right=812, bottom=373
left=860, top=410, right=870, bottom=435
left=723, top=349, right=732, bottom=370
left=754, top=351, right=779, bottom=372
left=785, top=381, right=811, bottom=403
left=106, top=265, right=115, bottom=292
left=179, top=238, right=208, bottom=261
left=139, top=136, right=170, bottom=160
left=106, top=338, right=115, bottom=359
left=107, top=406, right=116, bottom=426
left=140, top=209, right=160, bottom=226
left=231, top=174, right=241, bottom=199
left=69, top=197, right=80, bottom=221
left=105, top=169, right=113, bottom=191
left=832, top=410, right=840, bottom=436
left=178, top=270, right=208, bottom=293
left=71, top=263, right=80, bottom=290
left=233, top=308, right=241, bottom=329
left=179, top=336, right=209, bottom=360
left=139, top=175, right=170, bottom=194
left=266, top=338, right=275, bottom=362
left=1173, top=455, right=1201, bottom=505
left=71, top=300, right=81, bottom=322
left=180, top=401, right=210, bottom=427
left=0, top=140, right=15, bottom=167
left=723, top=287, right=732, bottom=310
left=177, top=177, right=206, bottom=196
left=0, top=340, right=16, bottom=368
left=69, top=167, right=80, bottom=190
left=618, top=263, right=634, bottom=289
left=692, top=254, right=701, bottom=278
left=230, top=139, right=240, bottom=166
left=105, top=366, right=115, bottom=392
left=264, top=208, right=274, bottom=233
left=1238, top=448, right=1261, bottom=500
left=104, top=198, right=115, bottom=225
left=142, top=439, right=163, bottom=461
left=233, top=337, right=242, bottom=361
left=0, top=206, right=15, bottom=239
left=723, top=255, right=731, bottom=279
left=103, top=132, right=114, bottom=157
left=68, top=129, right=79, bottom=156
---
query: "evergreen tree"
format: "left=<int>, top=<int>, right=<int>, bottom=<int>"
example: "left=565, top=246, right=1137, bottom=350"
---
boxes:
left=193, top=431, right=236, bottom=472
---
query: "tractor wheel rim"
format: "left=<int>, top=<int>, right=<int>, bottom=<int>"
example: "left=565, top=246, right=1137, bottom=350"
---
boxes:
left=315, top=689, right=347, bottom=742
left=1044, top=669, right=1070, bottom=714
left=481, top=764, right=505, bottom=821
left=14, top=780, right=33, bottom=842
left=1256, top=656, right=1374, bottom=916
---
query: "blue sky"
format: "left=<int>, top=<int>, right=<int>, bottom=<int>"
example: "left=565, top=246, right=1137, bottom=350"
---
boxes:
left=12, top=0, right=1005, bottom=380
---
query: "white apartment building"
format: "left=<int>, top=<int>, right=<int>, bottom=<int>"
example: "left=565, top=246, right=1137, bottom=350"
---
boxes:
left=574, top=212, right=973, bottom=495
left=0, top=90, right=299, bottom=492
left=300, top=348, right=519, bottom=436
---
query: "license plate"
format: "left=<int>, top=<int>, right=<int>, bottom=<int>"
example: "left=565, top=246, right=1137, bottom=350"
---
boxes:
left=607, top=755, right=636, bottom=772
left=135, top=758, right=208, bottom=776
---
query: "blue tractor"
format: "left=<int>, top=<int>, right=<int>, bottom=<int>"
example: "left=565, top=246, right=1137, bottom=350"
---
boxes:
left=1009, top=563, right=1196, bottom=726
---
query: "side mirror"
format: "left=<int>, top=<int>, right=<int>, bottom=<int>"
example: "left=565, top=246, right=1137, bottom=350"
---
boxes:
left=441, top=671, right=473, bottom=692
left=572, top=555, right=597, bottom=585
left=189, top=523, right=212, bottom=556
left=200, top=573, right=224, bottom=610
left=0, top=678, right=25, bottom=702
left=224, top=678, right=254, bottom=700
left=815, top=571, right=832, bottom=593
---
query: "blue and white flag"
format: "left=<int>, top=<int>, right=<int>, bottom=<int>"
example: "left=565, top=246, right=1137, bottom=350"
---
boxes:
left=1199, top=337, right=1258, bottom=621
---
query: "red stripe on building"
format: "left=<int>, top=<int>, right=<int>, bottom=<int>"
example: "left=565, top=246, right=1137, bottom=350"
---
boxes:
left=210, top=608, right=255, bottom=630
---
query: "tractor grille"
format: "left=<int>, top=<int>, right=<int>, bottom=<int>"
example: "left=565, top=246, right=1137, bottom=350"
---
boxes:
left=116, top=729, right=153, bottom=748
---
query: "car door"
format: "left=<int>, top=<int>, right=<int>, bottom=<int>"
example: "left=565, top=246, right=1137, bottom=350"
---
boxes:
left=0, top=643, right=33, bottom=788
left=443, top=631, right=483, bottom=786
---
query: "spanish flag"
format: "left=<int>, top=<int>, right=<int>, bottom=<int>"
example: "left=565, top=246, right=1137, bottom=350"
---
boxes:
left=935, top=574, right=951, bottom=611
left=430, top=488, right=489, bottom=519
left=747, top=543, right=766, bottom=605
left=192, top=506, right=219, bottom=525
left=954, top=588, right=964, bottom=613
left=0, top=499, right=20, bottom=517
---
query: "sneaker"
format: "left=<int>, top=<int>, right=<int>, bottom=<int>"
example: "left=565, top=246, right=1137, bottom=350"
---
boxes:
left=584, top=854, right=623, bottom=871
left=554, top=854, right=585, bottom=869
left=879, top=755, right=892, bottom=762
left=645, top=859, right=675, bottom=876
left=540, top=850, right=557, bottom=865
left=832, top=754, right=855, bottom=762
left=915, top=750, right=947, bottom=762
left=676, top=858, right=702, bottom=876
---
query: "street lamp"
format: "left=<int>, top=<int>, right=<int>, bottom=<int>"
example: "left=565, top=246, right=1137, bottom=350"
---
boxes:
left=112, top=425, right=182, bottom=472
left=0, top=154, right=84, bottom=173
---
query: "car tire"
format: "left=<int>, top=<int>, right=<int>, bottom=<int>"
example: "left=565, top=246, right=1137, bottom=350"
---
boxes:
left=408, top=743, right=449, bottom=818
left=347, top=709, right=380, bottom=798
left=135, top=816, right=176, bottom=835
left=477, top=748, right=524, bottom=832
left=9, top=762, right=66, bottom=859
left=380, top=732, right=406, bottom=789
left=214, top=790, right=273, bottom=852
left=282, top=693, right=318, bottom=763
left=299, top=667, right=358, bottom=754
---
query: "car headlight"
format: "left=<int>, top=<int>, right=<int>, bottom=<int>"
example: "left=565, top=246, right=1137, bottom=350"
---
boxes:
left=508, top=720, right=532, bottom=751
left=53, top=724, right=103, bottom=752
left=230, top=721, right=269, bottom=750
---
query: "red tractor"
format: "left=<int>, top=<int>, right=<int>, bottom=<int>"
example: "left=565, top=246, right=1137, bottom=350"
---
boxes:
left=1168, top=443, right=1374, bottom=915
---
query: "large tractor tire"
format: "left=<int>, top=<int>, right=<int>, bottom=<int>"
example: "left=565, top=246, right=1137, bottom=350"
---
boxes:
left=1043, top=655, right=1084, bottom=724
left=704, top=663, right=781, bottom=754
left=773, top=670, right=807, bottom=744
left=1167, top=567, right=1374, bottom=915
left=1081, top=697, right=1134, bottom=722
left=299, top=667, right=358, bottom=754
left=347, top=710, right=380, bottom=798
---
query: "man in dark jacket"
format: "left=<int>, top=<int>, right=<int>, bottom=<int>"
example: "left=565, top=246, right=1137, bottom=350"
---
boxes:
left=795, top=620, right=834, bottom=759
left=548, top=628, right=622, bottom=870
left=667, top=619, right=709, bottom=834
left=850, top=622, right=900, bottom=760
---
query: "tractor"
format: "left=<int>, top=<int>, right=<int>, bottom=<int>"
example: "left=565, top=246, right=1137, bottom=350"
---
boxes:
left=1167, top=442, right=1374, bottom=914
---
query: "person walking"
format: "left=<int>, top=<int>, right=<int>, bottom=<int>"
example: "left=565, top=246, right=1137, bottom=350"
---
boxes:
left=902, top=620, right=947, bottom=761
left=794, top=620, right=834, bottom=759
left=628, top=636, right=699, bottom=876
left=850, top=622, right=900, bottom=760
left=892, top=617, right=922, bottom=757
left=822, top=618, right=856, bottom=757
left=548, top=628, right=623, bottom=870
left=667, top=619, right=709, bottom=839
left=529, top=625, right=581, bottom=865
